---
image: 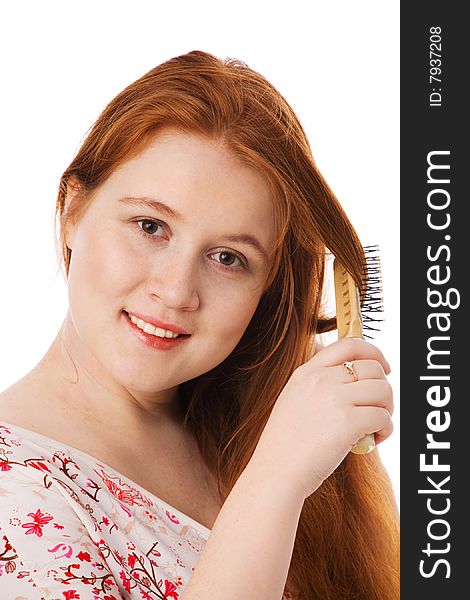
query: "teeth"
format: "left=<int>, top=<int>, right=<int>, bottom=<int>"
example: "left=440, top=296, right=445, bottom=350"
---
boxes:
left=128, top=313, right=180, bottom=338
left=143, top=322, right=155, bottom=334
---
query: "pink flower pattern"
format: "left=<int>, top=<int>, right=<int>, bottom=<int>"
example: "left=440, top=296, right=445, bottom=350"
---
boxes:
left=0, top=423, right=209, bottom=599
left=21, top=508, right=53, bottom=537
left=0, top=422, right=292, bottom=600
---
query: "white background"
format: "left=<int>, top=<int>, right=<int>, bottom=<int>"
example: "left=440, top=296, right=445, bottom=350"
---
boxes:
left=0, top=1, right=399, bottom=505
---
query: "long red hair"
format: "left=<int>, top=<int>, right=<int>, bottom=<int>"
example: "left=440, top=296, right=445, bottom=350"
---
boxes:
left=55, top=50, right=399, bottom=599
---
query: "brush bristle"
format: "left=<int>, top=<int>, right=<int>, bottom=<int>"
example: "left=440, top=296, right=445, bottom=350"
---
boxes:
left=360, top=245, right=384, bottom=338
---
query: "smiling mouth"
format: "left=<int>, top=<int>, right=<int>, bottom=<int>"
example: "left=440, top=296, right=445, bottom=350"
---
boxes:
left=123, top=311, right=191, bottom=339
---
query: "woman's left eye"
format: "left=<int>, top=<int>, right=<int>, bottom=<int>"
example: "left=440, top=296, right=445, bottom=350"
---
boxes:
left=210, top=250, right=246, bottom=272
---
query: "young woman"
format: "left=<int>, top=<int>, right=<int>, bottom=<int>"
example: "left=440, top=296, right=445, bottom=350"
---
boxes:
left=0, top=50, right=399, bottom=599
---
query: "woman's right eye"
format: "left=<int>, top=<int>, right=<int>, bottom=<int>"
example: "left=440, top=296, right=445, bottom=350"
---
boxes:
left=136, top=219, right=165, bottom=238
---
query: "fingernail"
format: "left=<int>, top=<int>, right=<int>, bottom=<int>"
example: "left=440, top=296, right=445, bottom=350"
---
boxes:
left=385, top=360, right=391, bottom=373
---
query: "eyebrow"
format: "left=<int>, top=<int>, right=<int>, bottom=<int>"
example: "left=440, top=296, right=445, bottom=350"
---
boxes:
left=118, top=195, right=270, bottom=262
left=119, top=195, right=185, bottom=222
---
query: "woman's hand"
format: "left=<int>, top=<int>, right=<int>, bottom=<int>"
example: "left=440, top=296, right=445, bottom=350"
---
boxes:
left=249, top=338, right=394, bottom=501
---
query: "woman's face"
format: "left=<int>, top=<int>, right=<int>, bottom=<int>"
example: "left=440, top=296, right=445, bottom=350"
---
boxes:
left=64, top=128, right=276, bottom=399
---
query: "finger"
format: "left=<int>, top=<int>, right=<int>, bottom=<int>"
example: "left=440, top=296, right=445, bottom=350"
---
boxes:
left=312, top=337, right=391, bottom=374
left=335, top=359, right=387, bottom=383
left=351, top=406, right=394, bottom=444
left=345, top=380, right=394, bottom=416
left=375, top=422, right=394, bottom=445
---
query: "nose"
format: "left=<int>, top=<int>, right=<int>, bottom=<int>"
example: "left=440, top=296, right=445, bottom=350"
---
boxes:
left=146, top=248, right=200, bottom=311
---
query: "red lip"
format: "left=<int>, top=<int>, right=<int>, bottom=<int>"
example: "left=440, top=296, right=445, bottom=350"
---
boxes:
left=123, top=312, right=191, bottom=351
left=125, top=310, right=191, bottom=335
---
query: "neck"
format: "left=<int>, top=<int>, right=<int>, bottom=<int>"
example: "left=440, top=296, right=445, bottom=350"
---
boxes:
left=33, top=313, right=186, bottom=440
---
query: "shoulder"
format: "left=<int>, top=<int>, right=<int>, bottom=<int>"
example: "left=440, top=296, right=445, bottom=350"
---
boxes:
left=0, top=424, right=121, bottom=596
left=0, top=422, right=107, bottom=522
left=0, top=423, right=89, bottom=514
left=0, top=375, right=45, bottom=430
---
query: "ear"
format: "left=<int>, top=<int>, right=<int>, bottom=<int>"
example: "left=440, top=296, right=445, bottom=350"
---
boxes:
left=64, top=176, right=83, bottom=250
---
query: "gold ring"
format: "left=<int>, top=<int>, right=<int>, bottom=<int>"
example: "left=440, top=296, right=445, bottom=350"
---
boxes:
left=342, top=361, right=358, bottom=382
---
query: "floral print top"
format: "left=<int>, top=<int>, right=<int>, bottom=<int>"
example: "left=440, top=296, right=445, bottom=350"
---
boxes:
left=0, top=422, right=293, bottom=600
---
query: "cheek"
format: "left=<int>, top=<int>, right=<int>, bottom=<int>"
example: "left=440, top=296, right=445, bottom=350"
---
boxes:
left=67, top=223, right=140, bottom=314
left=209, top=286, right=261, bottom=349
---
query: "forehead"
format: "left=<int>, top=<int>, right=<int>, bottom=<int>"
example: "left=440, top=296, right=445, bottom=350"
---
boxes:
left=100, top=129, right=277, bottom=235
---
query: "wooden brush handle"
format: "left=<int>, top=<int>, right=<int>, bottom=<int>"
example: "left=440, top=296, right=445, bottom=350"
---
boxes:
left=333, top=259, right=376, bottom=455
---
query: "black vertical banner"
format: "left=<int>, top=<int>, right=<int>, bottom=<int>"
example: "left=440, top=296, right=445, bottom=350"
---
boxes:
left=401, top=3, right=467, bottom=598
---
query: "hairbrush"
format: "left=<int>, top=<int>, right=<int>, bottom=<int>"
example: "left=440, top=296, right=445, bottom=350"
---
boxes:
left=333, top=245, right=384, bottom=455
